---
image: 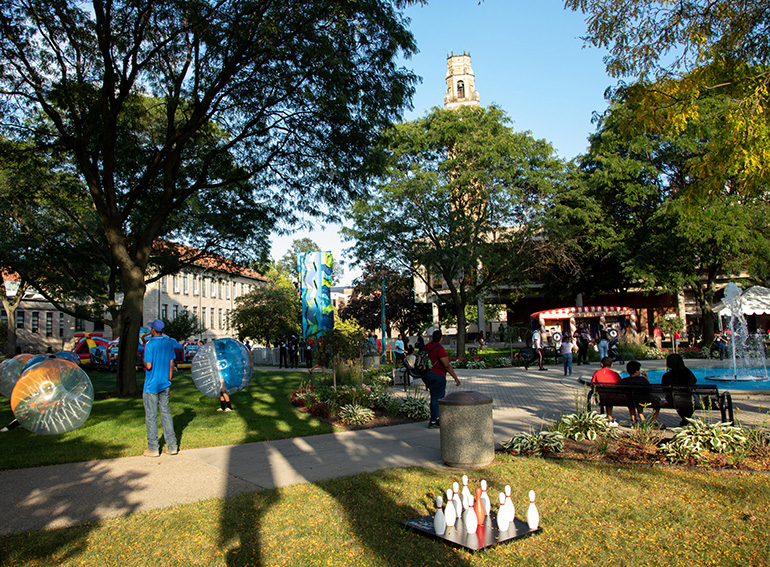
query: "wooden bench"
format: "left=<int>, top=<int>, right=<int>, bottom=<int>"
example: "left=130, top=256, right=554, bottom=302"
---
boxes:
left=585, top=382, right=734, bottom=423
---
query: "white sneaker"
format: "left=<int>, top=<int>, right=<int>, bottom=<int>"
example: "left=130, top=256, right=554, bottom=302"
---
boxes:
left=224, top=407, right=233, bottom=412
left=608, top=420, right=619, bottom=427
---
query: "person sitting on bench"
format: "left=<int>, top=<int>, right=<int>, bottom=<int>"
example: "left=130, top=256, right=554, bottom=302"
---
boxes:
left=621, top=360, right=659, bottom=424
left=661, top=353, right=697, bottom=426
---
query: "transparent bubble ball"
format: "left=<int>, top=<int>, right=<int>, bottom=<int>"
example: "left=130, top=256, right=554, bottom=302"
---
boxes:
left=191, top=339, right=253, bottom=398
left=11, top=359, right=94, bottom=435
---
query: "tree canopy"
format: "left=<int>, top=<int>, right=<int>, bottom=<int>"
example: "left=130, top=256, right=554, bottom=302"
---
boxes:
left=230, top=280, right=301, bottom=345
left=565, top=0, right=770, bottom=194
left=0, top=0, right=418, bottom=394
left=344, top=105, right=566, bottom=355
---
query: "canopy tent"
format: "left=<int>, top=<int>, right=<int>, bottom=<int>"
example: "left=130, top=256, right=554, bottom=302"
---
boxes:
left=530, top=306, right=638, bottom=336
left=713, top=286, right=770, bottom=317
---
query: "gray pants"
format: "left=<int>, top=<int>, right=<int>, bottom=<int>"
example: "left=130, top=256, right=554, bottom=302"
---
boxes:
left=143, top=387, right=178, bottom=452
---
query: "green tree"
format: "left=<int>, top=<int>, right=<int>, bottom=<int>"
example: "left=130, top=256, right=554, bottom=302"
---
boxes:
left=344, top=105, right=565, bottom=356
left=0, top=276, right=28, bottom=356
left=565, top=0, right=770, bottom=194
left=230, top=282, right=301, bottom=345
left=338, top=263, right=431, bottom=337
left=0, top=1, right=418, bottom=395
left=162, top=311, right=204, bottom=343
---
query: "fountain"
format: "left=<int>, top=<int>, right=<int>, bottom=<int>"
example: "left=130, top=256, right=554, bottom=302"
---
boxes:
left=705, top=282, right=769, bottom=382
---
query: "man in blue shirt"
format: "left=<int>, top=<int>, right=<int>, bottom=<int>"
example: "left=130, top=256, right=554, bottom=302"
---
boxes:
left=142, top=319, right=179, bottom=457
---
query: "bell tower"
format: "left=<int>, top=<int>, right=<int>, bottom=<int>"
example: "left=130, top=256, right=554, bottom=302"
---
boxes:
left=444, top=52, right=480, bottom=110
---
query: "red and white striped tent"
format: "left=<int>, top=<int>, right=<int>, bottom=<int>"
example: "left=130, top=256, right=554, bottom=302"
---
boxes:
left=530, top=306, right=638, bottom=336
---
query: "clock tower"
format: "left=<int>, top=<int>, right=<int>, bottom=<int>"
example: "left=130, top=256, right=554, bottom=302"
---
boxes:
left=444, top=52, right=480, bottom=110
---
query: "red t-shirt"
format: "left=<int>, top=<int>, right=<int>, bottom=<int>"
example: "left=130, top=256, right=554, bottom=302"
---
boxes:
left=426, top=341, right=448, bottom=377
left=591, top=367, right=621, bottom=384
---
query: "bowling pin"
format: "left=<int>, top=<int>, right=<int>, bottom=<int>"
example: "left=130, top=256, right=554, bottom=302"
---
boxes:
left=496, top=492, right=510, bottom=532
left=504, top=485, right=513, bottom=524
left=445, top=488, right=457, bottom=527
left=480, top=480, right=491, bottom=516
left=505, top=487, right=515, bottom=524
left=473, top=487, right=485, bottom=525
left=464, top=496, right=478, bottom=533
left=452, top=482, right=462, bottom=519
left=527, top=490, right=540, bottom=530
left=461, top=475, right=472, bottom=510
left=433, top=495, right=446, bottom=535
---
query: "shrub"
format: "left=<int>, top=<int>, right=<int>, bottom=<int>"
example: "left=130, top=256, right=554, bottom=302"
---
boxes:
left=660, top=419, right=749, bottom=464
left=501, top=431, right=564, bottom=456
left=338, top=404, right=375, bottom=425
left=399, top=395, right=430, bottom=421
left=309, top=401, right=335, bottom=419
left=554, top=411, right=617, bottom=441
left=372, top=392, right=401, bottom=418
left=290, top=383, right=317, bottom=407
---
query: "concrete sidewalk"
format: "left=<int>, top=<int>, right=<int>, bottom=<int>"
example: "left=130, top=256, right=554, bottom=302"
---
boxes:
left=0, top=360, right=767, bottom=536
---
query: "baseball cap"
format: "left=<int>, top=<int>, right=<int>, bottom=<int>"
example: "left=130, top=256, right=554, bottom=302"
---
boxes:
left=149, top=319, right=165, bottom=332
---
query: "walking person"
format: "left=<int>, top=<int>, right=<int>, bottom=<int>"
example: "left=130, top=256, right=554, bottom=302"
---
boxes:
left=423, top=329, right=461, bottom=429
left=142, top=319, right=179, bottom=457
left=525, top=325, right=546, bottom=370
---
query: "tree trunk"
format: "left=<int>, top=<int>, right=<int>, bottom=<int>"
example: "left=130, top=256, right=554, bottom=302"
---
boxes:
left=456, top=304, right=467, bottom=359
left=115, top=270, right=146, bottom=397
left=4, top=317, right=16, bottom=357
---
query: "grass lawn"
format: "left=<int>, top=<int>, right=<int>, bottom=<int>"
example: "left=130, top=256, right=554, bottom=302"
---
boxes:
left=1, top=454, right=768, bottom=566
left=0, top=368, right=333, bottom=471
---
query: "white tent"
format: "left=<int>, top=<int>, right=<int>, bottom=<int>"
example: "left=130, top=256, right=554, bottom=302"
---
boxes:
left=713, top=286, right=770, bottom=316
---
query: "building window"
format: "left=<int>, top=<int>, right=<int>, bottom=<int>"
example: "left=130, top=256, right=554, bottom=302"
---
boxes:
left=94, top=318, right=104, bottom=332
left=201, top=307, right=206, bottom=327
left=31, top=311, right=39, bottom=333
left=75, top=317, right=85, bottom=332
left=1, top=309, right=6, bottom=325
left=211, top=278, right=216, bottom=298
left=193, top=275, right=198, bottom=296
left=226, top=281, right=231, bottom=299
left=59, top=313, right=64, bottom=337
left=46, top=312, right=53, bottom=337
left=161, top=304, right=168, bottom=319
left=457, top=79, right=465, bottom=98
left=16, top=311, right=25, bottom=329
left=173, top=275, right=179, bottom=293
left=183, top=274, right=188, bottom=295
left=161, top=276, right=166, bottom=293
left=210, top=308, right=215, bottom=329
left=202, top=277, right=207, bottom=297
left=173, top=305, right=179, bottom=319
left=218, top=308, right=222, bottom=329
left=193, top=306, right=198, bottom=319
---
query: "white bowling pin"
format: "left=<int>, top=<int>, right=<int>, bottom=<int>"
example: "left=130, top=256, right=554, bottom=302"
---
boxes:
left=496, top=492, right=510, bottom=531
left=464, top=496, right=478, bottom=533
left=527, top=490, right=540, bottom=530
left=452, top=482, right=462, bottom=519
left=505, top=489, right=515, bottom=524
left=461, top=475, right=472, bottom=510
left=445, top=488, right=457, bottom=527
left=480, top=480, right=491, bottom=516
left=433, top=495, right=446, bottom=535
left=504, top=485, right=513, bottom=524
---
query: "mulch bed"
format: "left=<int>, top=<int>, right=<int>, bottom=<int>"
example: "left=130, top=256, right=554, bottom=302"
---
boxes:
left=296, top=407, right=419, bottom=431
left=531, top=438, right=770, bottom=472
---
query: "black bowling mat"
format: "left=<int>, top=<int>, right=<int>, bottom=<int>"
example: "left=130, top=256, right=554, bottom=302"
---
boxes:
left=402, top=513, right=542, bottom=552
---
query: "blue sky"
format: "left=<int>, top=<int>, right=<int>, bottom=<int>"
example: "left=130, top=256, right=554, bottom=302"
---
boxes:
left=270, top=0, right=615, bottom=284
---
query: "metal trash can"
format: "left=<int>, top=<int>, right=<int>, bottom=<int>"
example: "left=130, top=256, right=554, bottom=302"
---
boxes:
left=438, top=391, right=494, bottom=469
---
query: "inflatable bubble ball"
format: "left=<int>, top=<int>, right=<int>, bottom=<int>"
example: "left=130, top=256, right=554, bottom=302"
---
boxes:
left=55, top=351, right=81, bottom=365
left=21, top=354, right=50, bottom=374
left=11, top=359, right=95, bottom=435
left=0, top=353, right=36, bottom=398
left=191, top=339, right=253, bottom=398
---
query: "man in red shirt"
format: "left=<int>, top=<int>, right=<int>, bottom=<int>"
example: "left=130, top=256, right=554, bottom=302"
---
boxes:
left=423, top=329, right=461, bottom=429
left=590, top=356, right=621, bottom=424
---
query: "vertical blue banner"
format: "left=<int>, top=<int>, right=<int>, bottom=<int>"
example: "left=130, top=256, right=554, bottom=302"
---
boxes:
left=298, top=251, right=334, bottom=338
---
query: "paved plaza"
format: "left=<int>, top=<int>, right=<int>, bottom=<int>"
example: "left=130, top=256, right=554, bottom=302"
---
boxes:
left=0, top=359, right=767, bottom=536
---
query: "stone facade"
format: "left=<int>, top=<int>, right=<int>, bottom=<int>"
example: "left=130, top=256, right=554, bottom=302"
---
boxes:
left=444, top=52, right=480, bottom=110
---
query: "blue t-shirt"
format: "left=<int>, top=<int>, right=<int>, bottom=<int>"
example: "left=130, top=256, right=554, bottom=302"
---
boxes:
left=395, top=339, right=405, bottom=355
left=143, top=335, right=177, bottom=393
